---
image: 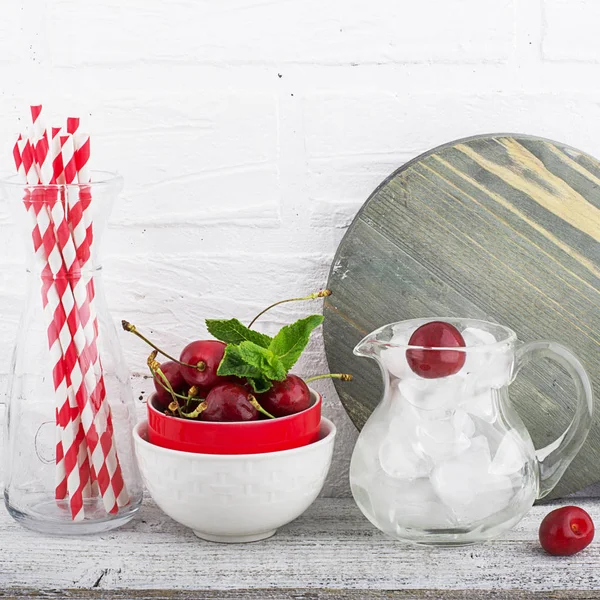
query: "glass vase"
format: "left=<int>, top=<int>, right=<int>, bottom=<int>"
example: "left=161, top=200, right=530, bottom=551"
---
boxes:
left=0, top=172, right=143, bottom=535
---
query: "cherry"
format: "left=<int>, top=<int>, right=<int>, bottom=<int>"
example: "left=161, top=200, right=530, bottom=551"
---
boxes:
left=406, top=321, right=466, bottom=379
left=179, top=340, right=227, bottom=388
left=201, top=382, right=259, bottom=422
left=539, top=506, right=594, bottom=556
left=258, top=374, right=311, bottom=417
left=153, top=361, right=186, bottom=408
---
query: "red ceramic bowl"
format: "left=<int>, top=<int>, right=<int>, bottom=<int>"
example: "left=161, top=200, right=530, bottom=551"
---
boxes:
left=146, top=389, right=322, bottom=455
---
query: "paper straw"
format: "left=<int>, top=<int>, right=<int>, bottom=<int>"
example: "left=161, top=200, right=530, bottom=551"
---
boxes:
left=13, top=136, right=67, bottom=498
left=14, top=107, right=129, bottom=519
left=49, top=190, right=125, bottom=514
left=53, top=134, right=122, bottom=513
left=63, top=133, right=128, bottom=510
left=59, top=134, right=99, bottom=499
left=17, top=138, right=88, bottom=520
left=49, top=131, right=94, bottom=502
left=28, top=115, right=90, bottom=511
left=29, top=106, right=53, bottom=186
left=57, top=131, right=127, bottom=512
left=28, top=111, right=95, bottom=513
left=66, top=117, right=80, bottom=135
left=51, top=127, right=64, bottom=185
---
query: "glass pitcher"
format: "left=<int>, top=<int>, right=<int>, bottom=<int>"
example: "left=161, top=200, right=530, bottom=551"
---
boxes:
left=349, top=318, right=593, bottom=546
left=0, top=173, right=143, bottom=535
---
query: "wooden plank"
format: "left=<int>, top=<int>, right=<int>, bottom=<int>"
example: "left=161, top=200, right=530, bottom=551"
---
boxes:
left=324, top=133, right=600, bottom=499
left=2, top=590, right=600, bottom=599
left=2, top=498, right=600, bottom=594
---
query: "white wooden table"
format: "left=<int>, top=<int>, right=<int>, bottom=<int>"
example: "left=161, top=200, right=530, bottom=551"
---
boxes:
left=1, top=498, right=599, bottom=599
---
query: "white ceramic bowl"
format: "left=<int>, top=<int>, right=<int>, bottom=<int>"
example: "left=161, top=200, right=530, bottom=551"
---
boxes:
left=133, top=418, right=336, bottom=543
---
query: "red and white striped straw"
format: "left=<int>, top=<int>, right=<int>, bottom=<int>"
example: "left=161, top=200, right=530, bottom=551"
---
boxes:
left=68, top=128, right=129, bottom=510
left=66, top=117, right=80, bottom=135
left=59, top=132, right=128, bottom=512
left=12, top=136, right=71, bottom=500
left=14, top=106, right=129, bottom=519
left=17, top=137, right=90, bottom=520
left=29, top=109, right=90, bottom=515
left=49, top=130, right=94, bottom=503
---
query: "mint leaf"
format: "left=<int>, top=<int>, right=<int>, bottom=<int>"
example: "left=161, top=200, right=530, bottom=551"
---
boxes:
left=214, top=314, right=323, bottom=392
left=269, top=314, right=324, bottom=371
left=246, top=376, right=272, bottom=394
left=217, top=345, right=264, bottom=380
left=216, top=343, right=282, bottom=389
left=237, top=341, right=287, bottom=382
left=206, top=318, right=271, bottom=348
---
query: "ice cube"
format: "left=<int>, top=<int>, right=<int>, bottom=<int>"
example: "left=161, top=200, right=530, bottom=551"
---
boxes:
left=431, top=435, right=514, bottom=523
left=453, top=409, right=477, bottom=437
left=391, top=478, right=456, bottom=530
left=460, top=388, right=498, bottom=422
left=416, top=409, right=475, bottom=462
left=368, top=473, right=455, bottom=530
left=397, top=375, right=463, bottom=410
left=485, top=348, right=514, bottom=388
left=490, top=429, right=527, bottom=476
left=462, top=326, right=497, bottom=347
left=379, top=436, right=431, bottom=479
left=461, top=326, right=514, bottom=391
left=350, top=416, right=391, bottom=482
left=389, top=385, right=456, bottom=434
left=378, top=401, right=431, bottom=479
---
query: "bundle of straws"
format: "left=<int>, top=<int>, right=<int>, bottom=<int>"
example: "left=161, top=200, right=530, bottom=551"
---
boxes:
left=12, top=105, right=128, bottom=521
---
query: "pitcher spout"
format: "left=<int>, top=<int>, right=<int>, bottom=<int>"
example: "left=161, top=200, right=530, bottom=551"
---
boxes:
left=353, top=334, right=383, bottom=358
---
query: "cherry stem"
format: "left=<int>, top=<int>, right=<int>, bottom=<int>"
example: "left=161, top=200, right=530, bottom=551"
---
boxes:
left=249, top=395, right=275, bottom=419
left=147, top=352, right=189, bottom=401
left=180, top=401, right=208, bottom=419
left=248, top=289, right=332, bottom=328
left=123, top=320, right=204, bottom=370
left=304, top=373, right=353, bottom=384
left=182, top=388, right=201, bottom=410
left=155, top=368, right=187, bottom=402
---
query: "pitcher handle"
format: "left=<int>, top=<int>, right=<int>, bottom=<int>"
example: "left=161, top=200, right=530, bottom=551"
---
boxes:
left=514, top=341, right=594, bottom=500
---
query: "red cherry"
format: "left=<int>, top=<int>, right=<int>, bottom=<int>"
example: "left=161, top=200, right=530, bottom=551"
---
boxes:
left=258, top=374, right=311, bottom=417
left=153, top=361, right=186, bottom=409
left=179, top=340, right=227, bottom=388
left=539, top=506, right=594, bottom=556
left=201, top=382, right=259, bottom=422
left=406, top=321, right=466, bottom=379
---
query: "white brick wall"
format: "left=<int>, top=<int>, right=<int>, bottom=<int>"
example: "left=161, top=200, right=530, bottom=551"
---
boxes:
left=1, top=0, right=600, bottom=497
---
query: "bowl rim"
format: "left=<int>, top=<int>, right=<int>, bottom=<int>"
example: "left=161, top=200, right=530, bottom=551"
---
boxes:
left=147, top=387, right=322, bottom=426
left=134, top=417, right=336, bottom=461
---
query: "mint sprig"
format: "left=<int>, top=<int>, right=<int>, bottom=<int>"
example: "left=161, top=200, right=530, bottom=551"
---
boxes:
left=217, top=345, right=264, bottom=380
left=206, top=318, right=272, bottom=348
left=269, top=315, right=324, bottom=371
left=216, top=344, right=279, bottom=393
left=210, top=313, right=324, bottom=393
left=238, top=342, right=287, bottom=381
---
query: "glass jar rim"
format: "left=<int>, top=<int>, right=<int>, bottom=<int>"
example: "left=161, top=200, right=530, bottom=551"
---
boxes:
left=356, top=318, right=518, bottom=354
left=0, top=170, right=123, bottom=191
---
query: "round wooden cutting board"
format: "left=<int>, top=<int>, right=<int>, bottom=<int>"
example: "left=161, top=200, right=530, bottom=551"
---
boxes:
left=323, top=133, right=599, bottom=500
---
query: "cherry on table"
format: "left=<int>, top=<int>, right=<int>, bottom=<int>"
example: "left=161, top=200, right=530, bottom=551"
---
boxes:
left=406, top=321, right=466, bottom=379
left=258, top=374, right=311, bottom=418
left=153, top=361, right=186, bottom=409
left=539, top=506, right=594, bottom=556
left=179, top=340, right=227, bottom=388
left=201, top=382, right=259, bottom=422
